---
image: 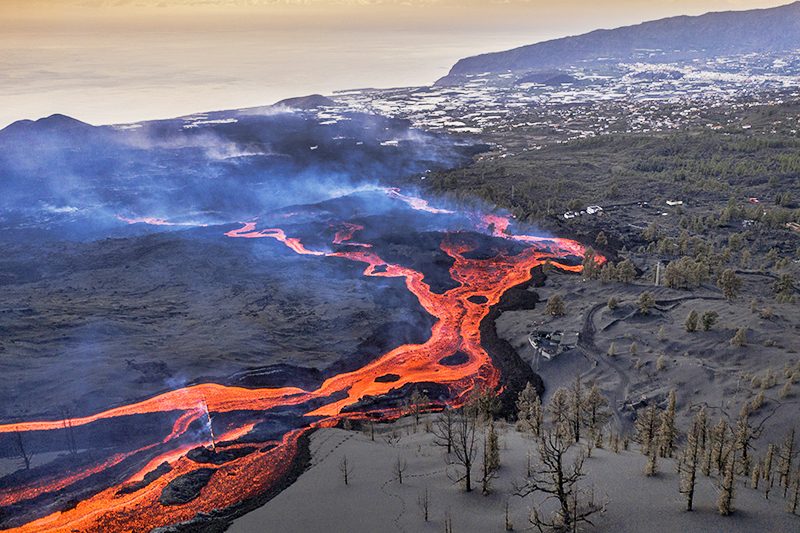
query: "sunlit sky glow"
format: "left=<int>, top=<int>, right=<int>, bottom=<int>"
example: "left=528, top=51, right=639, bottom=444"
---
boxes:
left=0, top=1, right=794, bottom=127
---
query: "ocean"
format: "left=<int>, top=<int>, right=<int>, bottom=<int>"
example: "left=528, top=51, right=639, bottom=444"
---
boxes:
left=0, top=28, right=557, bottom=129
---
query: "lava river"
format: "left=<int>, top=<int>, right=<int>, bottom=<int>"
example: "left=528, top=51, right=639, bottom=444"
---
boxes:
left=0, top=191, right=599, bottom=532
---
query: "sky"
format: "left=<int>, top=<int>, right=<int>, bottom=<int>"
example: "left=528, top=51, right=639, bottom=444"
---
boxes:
left=0, top=0, right=794, bottom=128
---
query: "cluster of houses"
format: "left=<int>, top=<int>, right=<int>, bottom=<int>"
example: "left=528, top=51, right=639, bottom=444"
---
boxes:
left=563, top=205, right=603, bottom=219
left=528, top=330, right=580, bottom=369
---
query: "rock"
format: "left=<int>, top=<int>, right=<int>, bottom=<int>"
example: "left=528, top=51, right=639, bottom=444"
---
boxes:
left=159, top=468, right=216, bottom=506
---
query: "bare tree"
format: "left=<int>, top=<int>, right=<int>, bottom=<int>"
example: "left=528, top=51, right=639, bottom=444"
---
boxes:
left=405, top=388, right=430, bottom=429
left=12, top=431, right=33, bottom=470
left=61, top=407, right=77, bottom=454
left=433, top=407, right=456, bottom=454
left=451, top=406, right=479, bottom=492
left=339, top=454, right=354, bottom=485
left=514, top=427, right=603, bottom=533
left=418, top=487, right=430, bottom=521
left=393, top=454, right=408, bottom=484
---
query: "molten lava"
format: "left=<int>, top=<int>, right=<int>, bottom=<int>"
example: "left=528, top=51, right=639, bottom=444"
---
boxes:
left=0, top=190, right=599, bottom=532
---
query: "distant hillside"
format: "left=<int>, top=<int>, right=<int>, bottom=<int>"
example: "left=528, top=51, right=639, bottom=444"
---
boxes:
left=436, top=1, right=800, bottom=84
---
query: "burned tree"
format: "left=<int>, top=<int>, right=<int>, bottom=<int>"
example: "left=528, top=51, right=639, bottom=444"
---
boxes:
left=451, top=405, right=479, bottom=492
left=514, top=426, right=603, bottom=533
left=338, top=454, right=354, bottom=485
left=405, top=388, right=430, bottom=429
left=433, top=407, right=455, bottom=454
left=12, top=431, right=34, bottom=470
left=393, top=455, right=408, bottom=484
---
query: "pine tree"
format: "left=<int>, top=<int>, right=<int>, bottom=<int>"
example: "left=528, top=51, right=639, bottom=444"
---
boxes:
left=717, top=448, right=737, bottom=515
left=685, top=309, right=699, bottom=332
left=679, top=409, right=705, bottom=511
left=718, top=268, right=743, bottom=301
left=637, top=291, right=656, bottom=314
left=763, top=442, right=776, bottom=499
left=635, top=405, right=660, bottom=456
left=789, top=463, right=800, bottom=514
left=616, top=259, right=637, bottom=283
left=701, top=310, right=719, bottom=331
left=730, top=326, right=747, bottom=347
left=645, top=444, right=659, bottom=476
left=481, top=422, right=500, bottom=494
left=567, top=376, right=587, bottom=443
left=710, top=418, right=730, bottom=475
left=778, top=427, right=798, bottom=498
left=582, top=246, right=599, bottom=279
left=549, top=387, right=570, bottom=429
left=584, top=384, right=611, bottom=440
left=658, top=390, right=678, bottom=458
left=516, top=382, right=543, bottom=436
left=734, top=403, right=761, bottom=477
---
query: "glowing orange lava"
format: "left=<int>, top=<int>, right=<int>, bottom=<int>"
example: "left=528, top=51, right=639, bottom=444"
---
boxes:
left=0, top=193, right=598, bottom=532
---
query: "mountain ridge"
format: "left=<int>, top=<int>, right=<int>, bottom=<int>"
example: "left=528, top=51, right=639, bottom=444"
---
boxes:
left=436, top=1, right=800, bottom=84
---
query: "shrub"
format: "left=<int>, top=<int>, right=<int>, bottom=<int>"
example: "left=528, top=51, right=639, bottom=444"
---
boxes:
left=546, top=294, right=566, bottom=316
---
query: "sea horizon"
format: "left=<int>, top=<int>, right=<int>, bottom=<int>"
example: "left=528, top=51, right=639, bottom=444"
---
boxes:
left=0, top=27, right=562, bottom=130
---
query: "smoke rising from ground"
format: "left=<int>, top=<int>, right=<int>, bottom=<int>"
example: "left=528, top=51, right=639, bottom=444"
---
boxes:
left=0, top=107, right=477, bottom=242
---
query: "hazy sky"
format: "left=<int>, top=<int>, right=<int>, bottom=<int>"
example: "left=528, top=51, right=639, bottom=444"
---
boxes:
left=3, top=1, right=793, bottom=32
left=0, top=1, right=794, bottom=127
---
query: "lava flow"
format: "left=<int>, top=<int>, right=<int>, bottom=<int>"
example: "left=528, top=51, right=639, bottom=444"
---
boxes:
left=0, top=191, right=598, bottom=533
